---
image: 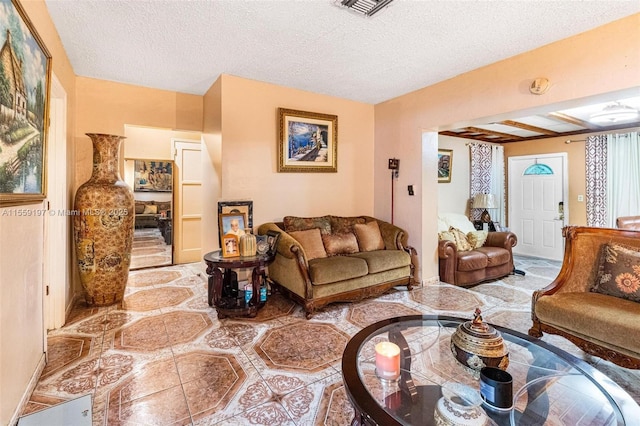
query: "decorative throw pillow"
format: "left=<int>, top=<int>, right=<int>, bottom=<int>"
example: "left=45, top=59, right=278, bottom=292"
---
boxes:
left=329, top=216, right=366, bottom=234
left=283, top=216, right=331, bottom=235
left=143, top=204, right=158, bottom=214
left=354, top=221, right=385, bottom=252
left=591, top=243, right=640, bottom=302
left=448, top=227, right=472, bottom=251
left=467, top=230, right=489, bottom=249
left=135, top=202, right=146, bottom=214
left=438, top=230, right=456, bottom=242
left=322, top=232, right=359, bottom=256
left=289, top=228, right=327, bottom=260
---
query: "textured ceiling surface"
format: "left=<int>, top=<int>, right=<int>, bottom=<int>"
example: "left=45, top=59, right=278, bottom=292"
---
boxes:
left=44, top=0, right=639, bottom=104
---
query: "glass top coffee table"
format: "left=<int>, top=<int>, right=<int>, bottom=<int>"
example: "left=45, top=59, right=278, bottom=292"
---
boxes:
left=342, top=315, right=640, bottom=426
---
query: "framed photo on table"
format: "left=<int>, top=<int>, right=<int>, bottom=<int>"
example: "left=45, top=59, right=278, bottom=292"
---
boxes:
left=217, top=200, right=252, bottom=244
left=219, top=212, right=247, bottom=243
left=266, top=230, right=281, bottom=257
left=278, top=108, right=337, bottom=173
left=0, top=0, right=52, bottom=206
left=221, top=234, right=239, bottom=258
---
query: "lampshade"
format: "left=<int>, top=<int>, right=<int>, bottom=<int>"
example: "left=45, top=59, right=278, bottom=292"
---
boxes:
left=589, top=103, right=639, bottom=124
left=473, top=194, right=497, bottom=209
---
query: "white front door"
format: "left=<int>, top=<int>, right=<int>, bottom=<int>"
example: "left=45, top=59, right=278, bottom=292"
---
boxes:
left=508, top=153, right=567, bottom=261
left=173, top=139, right=202, bottom=264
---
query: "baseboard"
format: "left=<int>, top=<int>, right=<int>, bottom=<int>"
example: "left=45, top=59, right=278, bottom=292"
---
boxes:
left=423, top=275, right=440, bottom=286
left=10, top=353, right=46, bottom=426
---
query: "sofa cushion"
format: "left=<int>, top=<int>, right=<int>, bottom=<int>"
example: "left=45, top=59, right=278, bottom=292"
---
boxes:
left=475, top=246, right=511, bottom=266
left=351, top=250, right=411, bottom=274
left=135, top=202, right=146, bottom=214
left=457, top=250, right=488, bottom=272
left=354, top=221, right=385, bottom=252
left=308, top=256, right=368, bottom=285
left=535, top=292, right=640, bottom=356
left=467, top=231, right=488, bottom=249
left=283, top=215, right=331, bottom=235
left=330, top=216, right=366, bottom=234
left=143, top=204, right=158, bottom=214
left=449, top=227, right=472, bottom=251
left=289, top=228, right=327, bottom=260
left=156, top=201, right=171, bottom=212
left=322, top=232, right=359, bottom=256
left=591, top=243, right=640, bottom=303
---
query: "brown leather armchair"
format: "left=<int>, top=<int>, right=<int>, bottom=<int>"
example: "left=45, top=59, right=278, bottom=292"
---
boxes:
left=617, top=215, right=640, bottom=230
left=438, top=232, right=518, bottom=286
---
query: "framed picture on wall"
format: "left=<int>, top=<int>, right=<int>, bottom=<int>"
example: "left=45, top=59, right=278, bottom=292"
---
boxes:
left=438, top=149, right=453, bottom=183
left=0, top=0, right=52, bottom=206
left=133, top=160, right=173, bottom=192
left=278, top=108, right=337, bottom=173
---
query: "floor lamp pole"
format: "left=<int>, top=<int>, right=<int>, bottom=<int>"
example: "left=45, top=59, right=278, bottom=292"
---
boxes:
left=391, top=170, right=394, bottom=224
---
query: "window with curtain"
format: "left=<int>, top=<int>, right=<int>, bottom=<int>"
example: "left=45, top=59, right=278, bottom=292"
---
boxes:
left=469, top=143, right=505, bottom=224
left=586, top=131, right=640, bottom=227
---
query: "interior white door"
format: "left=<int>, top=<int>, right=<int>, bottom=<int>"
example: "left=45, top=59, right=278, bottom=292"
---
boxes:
left=509, top=153, right=567, bottom=261
left=173, top=139, right=202, bottom=264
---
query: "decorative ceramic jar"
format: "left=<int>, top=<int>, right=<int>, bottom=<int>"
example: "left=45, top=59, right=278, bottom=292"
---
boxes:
left=239, top=229, right=257, bottom=257
left=434, top=382, right=489, bottom=426
left=450, top=308, right=509, bottom=377
left=73, top=133, right=134, bottom=306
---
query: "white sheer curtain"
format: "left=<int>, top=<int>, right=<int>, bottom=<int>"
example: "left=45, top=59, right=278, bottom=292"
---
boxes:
left=490, top=145, right=505, bottom=226
left=606, top=132, right=640, bottom=227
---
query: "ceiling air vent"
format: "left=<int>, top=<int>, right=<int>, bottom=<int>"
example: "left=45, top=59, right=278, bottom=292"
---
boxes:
left=340, top=0, right=395, bottom=17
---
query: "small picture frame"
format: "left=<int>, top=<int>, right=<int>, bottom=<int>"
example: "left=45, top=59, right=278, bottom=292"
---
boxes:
left=256, top=235, right=270, bottom=255
left=219, top=212, right=247, bottom=241
left=438, top=149, right=453, bottom=183
left=221, top=234, right=240, bottom=258
left=266, top=230, right=281, bottom=257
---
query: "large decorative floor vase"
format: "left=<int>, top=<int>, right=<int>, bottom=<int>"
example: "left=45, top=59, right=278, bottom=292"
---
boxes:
left=73, top=133, right=134, bottom=306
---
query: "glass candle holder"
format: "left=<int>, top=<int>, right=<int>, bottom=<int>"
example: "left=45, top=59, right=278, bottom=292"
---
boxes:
left=375, top=341, right=400, bottom=381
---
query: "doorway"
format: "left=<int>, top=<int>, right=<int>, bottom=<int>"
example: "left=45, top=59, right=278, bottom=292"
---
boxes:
left=125, top=158, right=174, bottom=270
left=508, top=153, right=567, bottom=261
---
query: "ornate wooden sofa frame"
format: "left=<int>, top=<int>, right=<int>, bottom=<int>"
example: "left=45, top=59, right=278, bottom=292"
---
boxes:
left=529, top=226, right=640, bottom=369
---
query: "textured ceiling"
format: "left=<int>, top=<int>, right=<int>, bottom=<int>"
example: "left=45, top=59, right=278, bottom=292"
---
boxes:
left=44, top=0, right=639, bottom=104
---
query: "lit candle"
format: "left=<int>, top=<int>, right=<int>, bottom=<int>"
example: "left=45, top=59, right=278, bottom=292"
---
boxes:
left=375, top=342, right=401, bottom=381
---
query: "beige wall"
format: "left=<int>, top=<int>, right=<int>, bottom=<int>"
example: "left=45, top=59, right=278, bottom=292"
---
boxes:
left=200, top=74, right=375, bottom=254
left=438, top=136, right=470, bottom=215
left=0, top=1, right=77, bottom=424
left=375, top=14, right=640, bottom=282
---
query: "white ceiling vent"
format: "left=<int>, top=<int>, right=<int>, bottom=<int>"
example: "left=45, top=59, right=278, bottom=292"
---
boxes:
left=339, top=0, right=395, bottom=17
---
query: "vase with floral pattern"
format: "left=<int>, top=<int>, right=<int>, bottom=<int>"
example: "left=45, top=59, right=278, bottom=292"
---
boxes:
left=73, top=133, right=134, bottom=306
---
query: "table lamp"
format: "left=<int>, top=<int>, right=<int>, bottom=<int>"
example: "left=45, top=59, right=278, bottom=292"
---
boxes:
left=473, top=193, right=496, bottom=223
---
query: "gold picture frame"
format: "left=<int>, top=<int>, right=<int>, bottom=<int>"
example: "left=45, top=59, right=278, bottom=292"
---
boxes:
left=278, top=108, right=337, bottom=173
left=0, top=0, right=52, bottom=206
left=221, top=233, right=239, bottom=258
left=438, top=149, right=453, bottom=183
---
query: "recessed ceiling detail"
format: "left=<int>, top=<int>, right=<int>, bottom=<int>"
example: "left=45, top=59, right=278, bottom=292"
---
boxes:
left=441, top=96, right=640, bottom=143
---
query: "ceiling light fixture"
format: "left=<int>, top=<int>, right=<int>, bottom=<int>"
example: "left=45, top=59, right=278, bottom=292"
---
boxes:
left=340, top=0, right=395, bottom=17
left=589, top=102, right=640, bottom=124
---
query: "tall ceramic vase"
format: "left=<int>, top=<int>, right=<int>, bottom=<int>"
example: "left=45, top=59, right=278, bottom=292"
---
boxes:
left=73, top=133, right=134, bottom=306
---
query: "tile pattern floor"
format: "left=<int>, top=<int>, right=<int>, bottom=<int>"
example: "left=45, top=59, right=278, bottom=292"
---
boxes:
left=130, top=228, right=172, bottom=270
left=21, top=256, right=640, bottom=425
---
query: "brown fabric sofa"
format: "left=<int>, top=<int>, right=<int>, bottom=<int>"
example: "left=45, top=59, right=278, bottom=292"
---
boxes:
left=529, top=226, right=640, bottom=369
left=438, top=213, right=517, bottom=286
left=257, top=215, right=416, bottom=318
left=617, top=215, right=640, bottom=230
left=134, top=200, right=171, bottom=228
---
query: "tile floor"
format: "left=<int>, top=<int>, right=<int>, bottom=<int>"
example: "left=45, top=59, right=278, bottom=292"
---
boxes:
left=130, top=228, right=172, bottom=270
left=21, top=256, right=640, bottom=425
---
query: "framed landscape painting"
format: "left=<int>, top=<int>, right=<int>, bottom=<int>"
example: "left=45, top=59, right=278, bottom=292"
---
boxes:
left=133, top=160, right=173, bottom=192
left=278, top=108, right=337, bottom=173
left=0, top=0, right=52, bottom=206
left=438, top=149, right=453, bottom=183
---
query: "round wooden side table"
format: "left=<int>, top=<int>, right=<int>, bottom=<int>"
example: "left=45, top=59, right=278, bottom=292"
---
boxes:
left=203, top=250, right=273, bottom=318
